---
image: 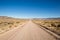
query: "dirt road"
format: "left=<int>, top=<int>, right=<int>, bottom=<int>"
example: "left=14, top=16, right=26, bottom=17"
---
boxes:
left=0, top=21, right=56, bottom=40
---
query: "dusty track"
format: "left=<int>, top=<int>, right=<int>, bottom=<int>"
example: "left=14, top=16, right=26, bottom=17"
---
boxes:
left=0, top=21, right=56, bottom=40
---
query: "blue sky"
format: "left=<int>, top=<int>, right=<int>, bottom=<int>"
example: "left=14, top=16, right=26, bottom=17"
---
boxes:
left=0, top=0, right=60, bottom=18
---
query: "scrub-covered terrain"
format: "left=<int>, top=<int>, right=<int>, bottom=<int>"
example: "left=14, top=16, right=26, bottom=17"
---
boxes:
left=32, top=18, right=60, bottom=35
left=0, top=16, right=27, bottom=34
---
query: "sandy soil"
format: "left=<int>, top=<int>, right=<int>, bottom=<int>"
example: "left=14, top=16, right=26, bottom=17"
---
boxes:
left=0, top=21, right=56, bottom=40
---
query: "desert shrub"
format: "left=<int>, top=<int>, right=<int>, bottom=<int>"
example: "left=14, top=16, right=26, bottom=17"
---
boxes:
left=44, top=22, right=48, bottom=23
left=57, top=24, right=60, bottom=27
left=16, top=22, right=20, bottom=23
left=4, top=23, right=7, bottom=25
left=8, top=22, right=13, bottom=25
left=51, top=23, right=56, bottom=27
left=9, top=26, right=12, bottom=28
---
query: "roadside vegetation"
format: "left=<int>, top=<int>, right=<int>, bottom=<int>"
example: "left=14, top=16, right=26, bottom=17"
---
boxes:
left=32, top=19, right=60, bottom=35
left=0, top=16, right=28, bottom=34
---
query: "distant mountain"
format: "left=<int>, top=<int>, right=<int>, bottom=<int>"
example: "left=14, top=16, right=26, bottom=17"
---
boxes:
left=0, top=16, right=13, bottom=19
left=32, top=17, right=60, bottom=20
left=0, top=16, right=27, bottom=20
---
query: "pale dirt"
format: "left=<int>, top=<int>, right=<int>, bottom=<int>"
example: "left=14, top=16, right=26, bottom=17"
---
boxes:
left=0, top=21, right=56, bottom=40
